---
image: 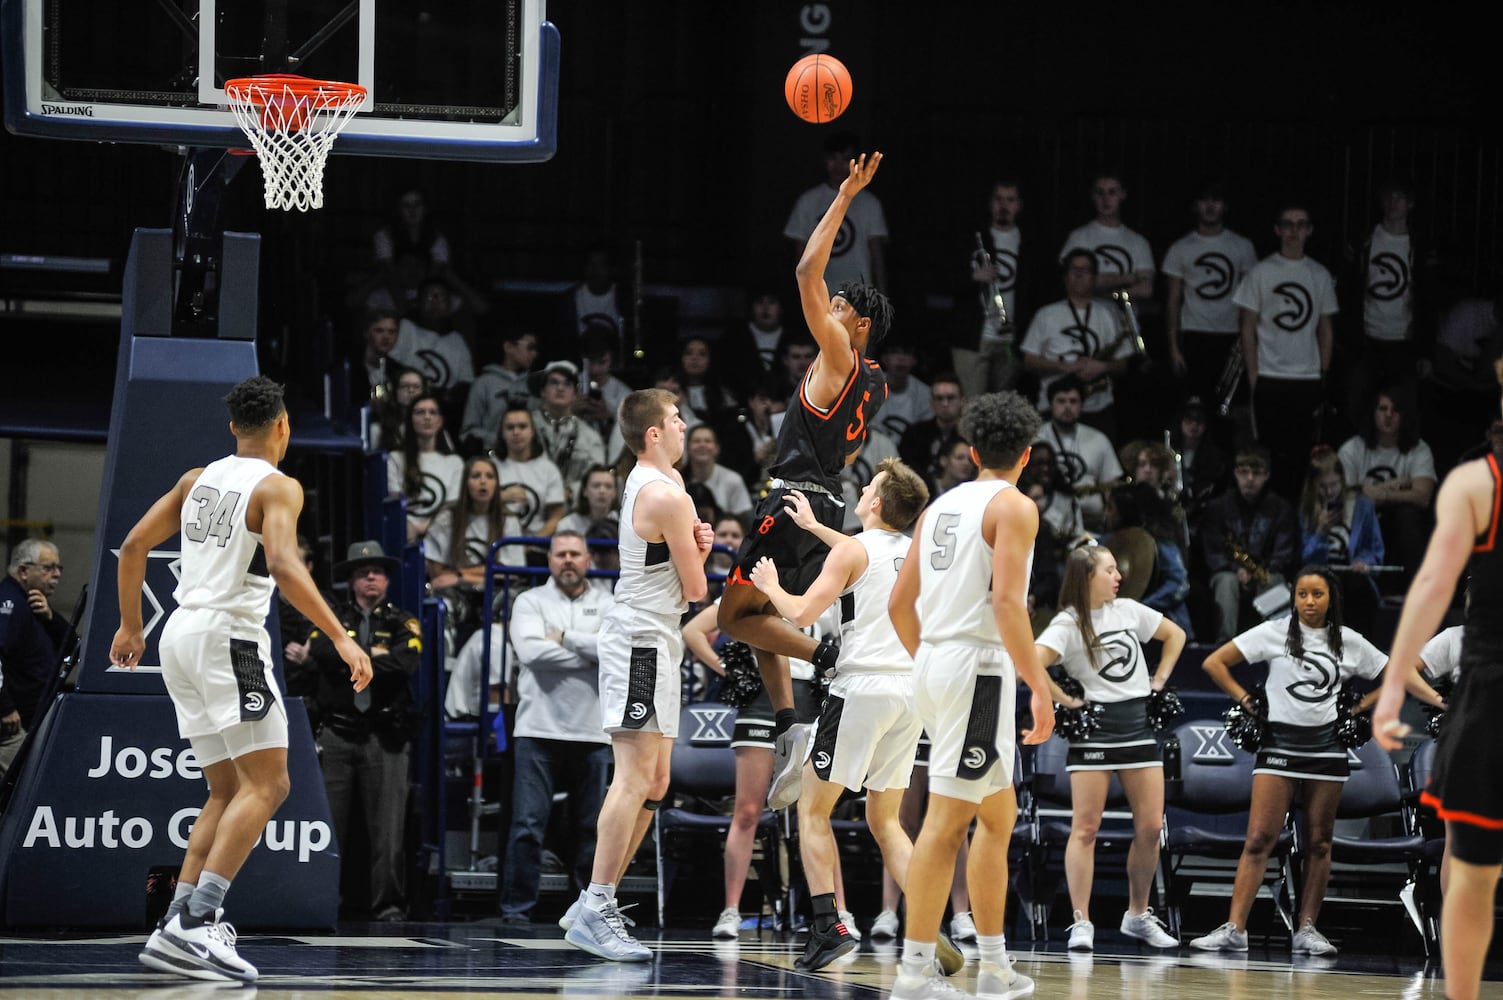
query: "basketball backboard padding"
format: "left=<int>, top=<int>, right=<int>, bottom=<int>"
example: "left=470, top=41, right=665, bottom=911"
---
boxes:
left=2, top=0, right=559, bottom=162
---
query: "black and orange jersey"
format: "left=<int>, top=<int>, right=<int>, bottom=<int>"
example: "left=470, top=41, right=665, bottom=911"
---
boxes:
left=1463, top=452, right=1503, bottom=669
left=768, top=348, right=887, bottom=493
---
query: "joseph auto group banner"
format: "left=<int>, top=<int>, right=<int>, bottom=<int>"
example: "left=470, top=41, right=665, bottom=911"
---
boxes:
left=0, top=694, right=338, bottom=928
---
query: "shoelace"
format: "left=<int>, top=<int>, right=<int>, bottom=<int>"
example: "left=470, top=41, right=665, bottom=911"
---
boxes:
left=599, top=902, right=640, bottom=940
left=1138, top=908, right=1171, bottom=932
left=207, top=920, right=239, bottom=949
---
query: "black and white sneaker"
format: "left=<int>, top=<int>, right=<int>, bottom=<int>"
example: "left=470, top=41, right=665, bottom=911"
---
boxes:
left=155, top=911, right=258, bottom=983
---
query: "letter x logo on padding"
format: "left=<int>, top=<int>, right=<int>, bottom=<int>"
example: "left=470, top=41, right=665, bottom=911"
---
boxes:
left=689, top=706, right=734, bottom=745
left=1190, top=725, right=1235, bottom=763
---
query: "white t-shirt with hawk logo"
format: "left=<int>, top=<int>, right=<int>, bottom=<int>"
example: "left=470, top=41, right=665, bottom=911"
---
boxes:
left=1232, top=618, right=1386, bottom=727
left=1036, top=598, right=1163, bottom=704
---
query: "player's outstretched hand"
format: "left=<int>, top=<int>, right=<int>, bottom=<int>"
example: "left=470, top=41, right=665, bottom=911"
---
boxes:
left=1022, top=689, right=1055, bottom=745
left=336, top=634, right=374, bottom=692
left=694, top=519, right=715, bottom=554
left=749, top=556, right=780, bottom=592
left=109, top=626, right=145, bottom=671
left=782, top=490, right=818, bottom=531
left=839, top=151, right=883, bottom=198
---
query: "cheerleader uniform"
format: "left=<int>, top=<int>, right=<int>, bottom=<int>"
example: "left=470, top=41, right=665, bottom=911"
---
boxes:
left=1230, top=618, right=1386, bottom=781
left=1036, top=598, right=1164, bottom=771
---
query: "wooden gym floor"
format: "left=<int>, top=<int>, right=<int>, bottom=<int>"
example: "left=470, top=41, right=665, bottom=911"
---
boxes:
left=1, top=918, right=1499, bottom=999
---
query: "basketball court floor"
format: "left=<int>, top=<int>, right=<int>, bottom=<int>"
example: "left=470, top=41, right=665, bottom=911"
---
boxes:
left=0, top=919, right=1495, bottom=998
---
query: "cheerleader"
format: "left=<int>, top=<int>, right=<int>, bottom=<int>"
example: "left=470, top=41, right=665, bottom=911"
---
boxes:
left=1195, top=564, right=1434, bottom=955
left=1035, top=543, right=1186, bottom=951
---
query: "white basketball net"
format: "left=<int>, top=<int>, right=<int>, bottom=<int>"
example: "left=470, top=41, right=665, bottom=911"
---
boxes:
left=224, top=77, right=367, bottom=212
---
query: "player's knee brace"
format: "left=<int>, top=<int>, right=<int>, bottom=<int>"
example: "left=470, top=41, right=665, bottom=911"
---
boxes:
left=643, top=797, right=664, bottom=812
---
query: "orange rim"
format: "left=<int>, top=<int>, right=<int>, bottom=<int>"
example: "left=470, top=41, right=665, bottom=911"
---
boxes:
left=223, top=74, right=367, bottom=110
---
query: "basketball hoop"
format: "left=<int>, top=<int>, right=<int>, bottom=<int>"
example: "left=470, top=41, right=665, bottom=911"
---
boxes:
left=224, top=75, right=367, bottom=212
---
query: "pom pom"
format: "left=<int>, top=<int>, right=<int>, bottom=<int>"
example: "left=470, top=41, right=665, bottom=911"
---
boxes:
left=1335, top=682, right=1373, bottom=750
left=1422, top=674, right=1453, bottom=739
left=717, top=641, right=763, bottom=709
left=1223, top=685, right=1267, bottom=752
left=1053, top=674, right=1105, bottom=742
left=1147, top=687, right=1185, bottom=734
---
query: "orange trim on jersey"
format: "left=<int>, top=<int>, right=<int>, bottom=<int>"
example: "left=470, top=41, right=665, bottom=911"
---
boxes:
left=726, top=566, right=753, bottom=587
left=1475, top=453, right=1502, bottom=553
left=799, top=347, right=861, bottom=419
left=1421, top=789, right=1503, bottom=830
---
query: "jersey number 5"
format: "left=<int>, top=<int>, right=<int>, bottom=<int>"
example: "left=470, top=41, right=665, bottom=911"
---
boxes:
left=929, top=512, right=961, bottom=570
left=185, top=486, right=242, bottom=547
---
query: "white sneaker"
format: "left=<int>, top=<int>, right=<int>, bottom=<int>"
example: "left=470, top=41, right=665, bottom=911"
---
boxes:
left=891, top=969, right=978, bottom=999
left=712, top=907, right=741, bottom=939
left=976, top=959, right=1035, bottom=999
left=558, top=891, right=585, bottom=932
left=138, top=920, right=194, bottom=977
left=1189, top=921, right=1248, bottom=952
left=154, top=912, right=257, bottom=983
left=870, top=908, right=901, bottom=940
left=564, top=901, right=652, bottom=962
left=1291, top=920, right=1337, bottom=956
left=767, top=723, right=811, bottom=810
left=838, top=909, right=862, bottom=942
left=1120, top=908, right=1178, bottom=948
left=949, top=909, right=978, bottom=943
left=1066, top=910, right=1094, bottom=951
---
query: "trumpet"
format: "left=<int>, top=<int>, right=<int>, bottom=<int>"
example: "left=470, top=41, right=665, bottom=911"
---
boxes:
left=973, top=233, right=1007, bottom=325
left=1215, top=340, right=1244, bottom=416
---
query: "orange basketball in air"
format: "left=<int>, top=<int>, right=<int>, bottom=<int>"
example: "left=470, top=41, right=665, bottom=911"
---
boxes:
left=784, top=53, right=852, bottom=124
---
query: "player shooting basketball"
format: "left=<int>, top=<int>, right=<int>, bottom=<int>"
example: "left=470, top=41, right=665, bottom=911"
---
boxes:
left=717, top=151, right=893, bottom=810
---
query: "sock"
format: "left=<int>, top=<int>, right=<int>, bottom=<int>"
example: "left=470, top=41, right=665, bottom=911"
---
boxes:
left=811, top=639, right=839, bottom=674
left=185, top=871, right=230, bottom=924
left=585, top=881, right=615, bottom=912
left=977, top=932, right=1006, bottom=968
left=774, top=708, right=798, bottom=738
left=811, top=892, right=838, bottom=932
left=899, top=939, right=937, bottom=980
left=164, top=880, right=196, bottom=924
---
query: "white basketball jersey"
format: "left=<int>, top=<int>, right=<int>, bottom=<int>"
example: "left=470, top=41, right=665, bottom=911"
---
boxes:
left=173, top=455, right=282, bottom=620
left=614, top=463, right=689, bottom=616
left=838, top=529, right=914, bottom=674
left=917, top=478, right=1030, bottom=646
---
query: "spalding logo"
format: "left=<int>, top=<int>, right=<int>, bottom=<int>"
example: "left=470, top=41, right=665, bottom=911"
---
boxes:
left=243, top=692, right=265, bottom=713
left=963, top=746, right=987, bottom=770
left=628, top=703, right=648, bottom=721
left=813, top=751, right=832, bottom=771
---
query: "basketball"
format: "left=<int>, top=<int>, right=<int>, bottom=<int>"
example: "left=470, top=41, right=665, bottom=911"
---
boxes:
left=784, top=53, right=852, bottom=124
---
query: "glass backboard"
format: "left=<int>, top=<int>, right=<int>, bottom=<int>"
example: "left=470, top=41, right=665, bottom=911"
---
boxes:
left=2, top=0, right=558, bottom=161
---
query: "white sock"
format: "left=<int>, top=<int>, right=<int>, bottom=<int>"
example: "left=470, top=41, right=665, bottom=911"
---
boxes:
left=899, top=939, right=936, bottom=979
left=977, top=932, right=1006, bottom=968
left=585, top=881, right=615, bottom=911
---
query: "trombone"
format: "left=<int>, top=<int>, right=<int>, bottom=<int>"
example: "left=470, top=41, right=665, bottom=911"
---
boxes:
left=1214, top=341, right=1243, bottom=416
left=973, top=233, right=1007, bottom=325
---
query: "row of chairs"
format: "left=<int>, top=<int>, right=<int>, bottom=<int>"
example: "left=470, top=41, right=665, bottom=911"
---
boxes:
left=1017, top=720, right=1440, bottom=951
left=655, top=707, right=1444, bottom=953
